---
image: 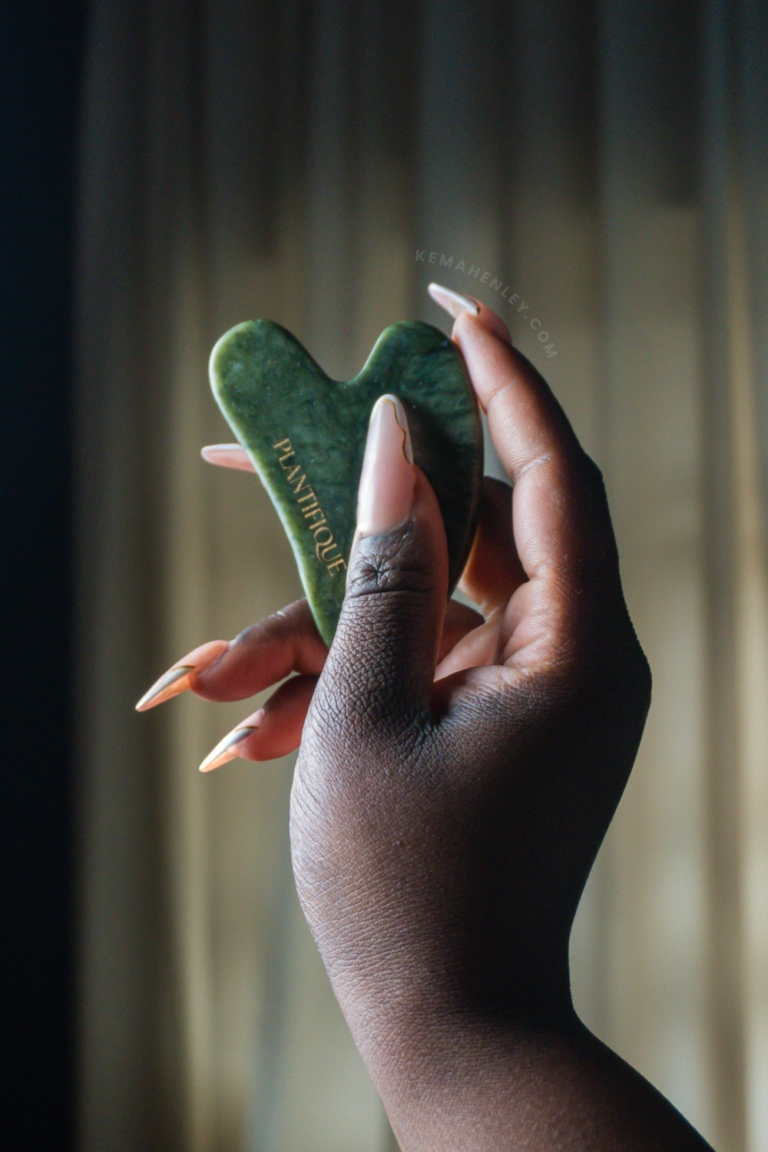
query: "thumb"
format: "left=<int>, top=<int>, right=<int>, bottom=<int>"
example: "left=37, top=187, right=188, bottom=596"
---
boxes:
left=322, top=394, right=448, bottom=727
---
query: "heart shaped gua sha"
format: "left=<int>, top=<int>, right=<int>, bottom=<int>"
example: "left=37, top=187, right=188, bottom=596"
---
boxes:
left=209, top=319, right=483, bottom=646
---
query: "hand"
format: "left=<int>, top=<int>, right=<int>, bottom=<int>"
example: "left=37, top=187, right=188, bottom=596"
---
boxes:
left=137, top=287, right=712, bottom=1151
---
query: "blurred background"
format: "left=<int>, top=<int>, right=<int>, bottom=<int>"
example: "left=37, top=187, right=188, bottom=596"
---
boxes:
left=3, top=0, right=768, bottom=1149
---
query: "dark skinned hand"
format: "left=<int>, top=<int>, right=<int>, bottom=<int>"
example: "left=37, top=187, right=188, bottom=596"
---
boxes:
left=139, top=293, right=714, bottom=1151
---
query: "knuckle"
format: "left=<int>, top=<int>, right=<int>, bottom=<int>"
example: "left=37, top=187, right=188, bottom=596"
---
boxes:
left=232, top=598, right=305, bottom=645
left=561, top=447, right=609, bottom=512
left=557, top=624, right=653, bottom=719
left=625, top=637, right=652, bottom=709
left=575, top=448, right=605, bottom=488
left=347, top=522, right=436, bottom=600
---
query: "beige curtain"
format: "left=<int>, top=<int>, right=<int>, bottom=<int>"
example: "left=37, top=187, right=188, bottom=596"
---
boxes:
left=76, top=2, right=768, bottom=1150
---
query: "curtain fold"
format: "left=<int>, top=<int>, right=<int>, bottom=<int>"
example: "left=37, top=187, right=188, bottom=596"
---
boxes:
left=76, top=3, right=768, bottom=1149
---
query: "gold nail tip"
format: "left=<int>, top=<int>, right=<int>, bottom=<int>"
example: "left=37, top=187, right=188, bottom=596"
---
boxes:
left=427, top=282, right=480, bottom=319
left=135, top=666, right=194, bottom=711
left=199, top=726, right=258, bottom=773
left=200, top=444, right=256, bottom=472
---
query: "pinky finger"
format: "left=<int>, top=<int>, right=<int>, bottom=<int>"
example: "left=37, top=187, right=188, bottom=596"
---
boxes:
left=199, top=675, right=318, bottom=771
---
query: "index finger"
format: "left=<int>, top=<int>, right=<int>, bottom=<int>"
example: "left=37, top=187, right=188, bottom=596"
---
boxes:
left=452, top=311, right=617, bottom=589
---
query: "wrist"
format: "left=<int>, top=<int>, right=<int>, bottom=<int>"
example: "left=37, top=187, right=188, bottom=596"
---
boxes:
left=349, top=1002, right=586, bottom=1152
left=326, top=936, right=577, bottom=1087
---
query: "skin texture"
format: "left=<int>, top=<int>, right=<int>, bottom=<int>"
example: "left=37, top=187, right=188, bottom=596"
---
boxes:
left=155, top=306, right=715, bottom=1150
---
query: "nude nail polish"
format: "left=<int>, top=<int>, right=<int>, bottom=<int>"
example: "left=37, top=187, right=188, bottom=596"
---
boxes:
left=356, top=394, right=415, bottom=537
left=427, top=282, right=480, bottom=319
left=201, top=444, right=256, bottom=472
left=199, top=709, right=265, bottom=772
left=135, top=639, right=230, bottom=711
left=428, top=281, right=512, bottom=343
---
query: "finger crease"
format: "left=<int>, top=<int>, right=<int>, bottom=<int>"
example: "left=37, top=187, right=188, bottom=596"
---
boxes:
left=515, top=451, right=552, bottom=480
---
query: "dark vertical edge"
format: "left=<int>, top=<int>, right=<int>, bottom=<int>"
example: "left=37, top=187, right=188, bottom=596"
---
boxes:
left=0, top=3, right=87, bottom=1150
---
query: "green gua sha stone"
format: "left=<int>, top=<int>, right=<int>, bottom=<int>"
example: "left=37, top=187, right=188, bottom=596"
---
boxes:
left=209, top=319, right=483, bottom=646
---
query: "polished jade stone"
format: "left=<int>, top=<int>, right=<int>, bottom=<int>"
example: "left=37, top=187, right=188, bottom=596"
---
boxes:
left=209, top=319, right=483, bottom=646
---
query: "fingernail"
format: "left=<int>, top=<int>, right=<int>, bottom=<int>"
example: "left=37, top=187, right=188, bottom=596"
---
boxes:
left=356, top=394, right=415, bottom=537
left=135, top=639, right=230, bottom=711
left=199, top=709, right=265, bottom=772
left=201, top=444, right=256, bottom=473
left=428, top=281, right=512, bottom=343
left=428, top=282, right=480, bottom=319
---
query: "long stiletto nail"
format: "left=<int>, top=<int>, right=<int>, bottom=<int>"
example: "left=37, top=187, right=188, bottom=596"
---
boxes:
left=201, top=444, right=256, bottom=472
left=356, top=394, right=415, bottom=538
left=428, top=281, right=512, bottom=343
left=199, top=709, right=265, bottom=772
left=135, top=639, right=230, bottom=711
left=428, top=282, right=480, bottom=319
